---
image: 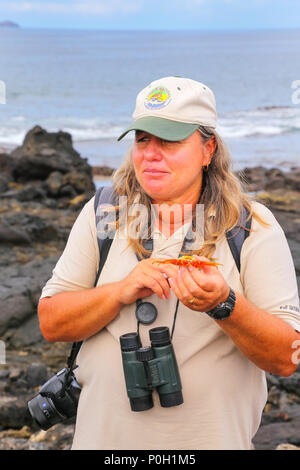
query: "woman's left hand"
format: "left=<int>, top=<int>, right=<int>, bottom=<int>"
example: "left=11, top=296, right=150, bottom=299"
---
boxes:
left=156, top=256, right=230, bottom=312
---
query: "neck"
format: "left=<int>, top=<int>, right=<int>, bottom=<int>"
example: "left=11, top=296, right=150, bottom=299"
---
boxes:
left=153, top=189, right=201, bottom=238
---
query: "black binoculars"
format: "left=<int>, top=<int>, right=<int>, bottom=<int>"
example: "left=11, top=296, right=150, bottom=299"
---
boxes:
left=120, top=326, right=183, bottom=412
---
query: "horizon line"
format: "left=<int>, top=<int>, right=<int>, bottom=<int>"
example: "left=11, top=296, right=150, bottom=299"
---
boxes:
left=1, top=24, right=300, bottom=33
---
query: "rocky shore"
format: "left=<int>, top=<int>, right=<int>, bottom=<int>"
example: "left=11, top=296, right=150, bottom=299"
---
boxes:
left=0, top=126, right=299, bottom=450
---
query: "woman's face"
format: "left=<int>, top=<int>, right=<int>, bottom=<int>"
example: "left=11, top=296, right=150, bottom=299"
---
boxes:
left=132, top=130, right=214, bottom=205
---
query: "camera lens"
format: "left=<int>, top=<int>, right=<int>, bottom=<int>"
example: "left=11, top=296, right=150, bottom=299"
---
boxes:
left=120, top=332, right=141, bottom=351
left=149, top=326, right=171, bottom=347
left=27, top=369, right=81, bottom=430
left=28, top=394, right=66, bottom=430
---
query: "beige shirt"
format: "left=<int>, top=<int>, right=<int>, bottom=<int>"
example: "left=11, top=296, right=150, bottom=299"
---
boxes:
left=40, top=197, right=300, bottom=450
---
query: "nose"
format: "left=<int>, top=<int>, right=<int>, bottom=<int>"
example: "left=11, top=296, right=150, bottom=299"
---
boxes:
left=143, top=136, right=163, bottom=161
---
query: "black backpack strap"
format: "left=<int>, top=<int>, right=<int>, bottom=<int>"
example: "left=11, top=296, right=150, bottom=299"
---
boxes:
left=94, top=186, right=116, bottom=285
left=67, top=186, right=116, bottom=370
left=226, top=206, right=252, bottom=273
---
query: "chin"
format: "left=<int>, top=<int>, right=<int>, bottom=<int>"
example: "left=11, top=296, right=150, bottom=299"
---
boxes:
left=143, top=184, right=170, bottom=201
left=138, top=177, right=168, bottom=198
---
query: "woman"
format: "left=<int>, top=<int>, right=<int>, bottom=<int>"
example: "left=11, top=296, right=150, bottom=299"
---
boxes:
left=38, top=77, right=300, bottom=450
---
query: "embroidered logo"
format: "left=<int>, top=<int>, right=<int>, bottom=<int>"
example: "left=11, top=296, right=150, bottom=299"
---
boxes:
left=144, top=86, right=171, bottom=110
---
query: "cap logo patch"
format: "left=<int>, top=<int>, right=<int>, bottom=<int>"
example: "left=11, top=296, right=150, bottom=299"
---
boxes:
left=144, top=86, right=171, bottom=110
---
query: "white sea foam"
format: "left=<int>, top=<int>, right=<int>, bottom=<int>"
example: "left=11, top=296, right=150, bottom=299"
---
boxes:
left=0, top=116, right=128, bottom=147
left=62, top=125, right=127, bottom=141
left=0, top=106, right=299, bottom=170
left=1, top=106, right=299, bottom=147
left=218, top=106, right=300, bottom=139
left=0, top=130, right=25, bottom=146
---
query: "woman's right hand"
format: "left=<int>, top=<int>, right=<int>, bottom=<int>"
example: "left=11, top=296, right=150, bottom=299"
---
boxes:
left=117, top=258, right=173, bottom=305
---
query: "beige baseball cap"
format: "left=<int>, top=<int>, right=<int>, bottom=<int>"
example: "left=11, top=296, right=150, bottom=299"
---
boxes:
left=118, top=76, right=217, bottom=142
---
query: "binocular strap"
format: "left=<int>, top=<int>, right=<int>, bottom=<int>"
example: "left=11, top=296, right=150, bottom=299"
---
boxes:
left=136, top=298, right=180, bottom=343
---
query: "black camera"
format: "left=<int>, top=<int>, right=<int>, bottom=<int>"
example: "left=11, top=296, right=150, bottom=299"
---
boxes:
left=27, top=367, right=81, bottom=430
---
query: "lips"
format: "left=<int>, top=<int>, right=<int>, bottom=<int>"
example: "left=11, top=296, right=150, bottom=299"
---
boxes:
left=143, top=168, right=169, bottom=174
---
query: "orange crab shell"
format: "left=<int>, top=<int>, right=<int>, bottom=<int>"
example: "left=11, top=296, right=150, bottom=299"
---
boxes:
left=152, top=255, right=222, bottom=269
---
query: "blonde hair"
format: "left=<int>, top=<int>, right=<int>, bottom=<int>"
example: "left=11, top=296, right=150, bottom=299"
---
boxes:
left=111, top=127, right=268, bottom=259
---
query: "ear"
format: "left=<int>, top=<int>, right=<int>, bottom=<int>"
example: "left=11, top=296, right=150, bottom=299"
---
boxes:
left=203, top=136, right=216, bottom=165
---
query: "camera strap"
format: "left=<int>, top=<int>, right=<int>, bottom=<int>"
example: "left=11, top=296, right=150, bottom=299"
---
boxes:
left=67, top=342, right=82, bottom=370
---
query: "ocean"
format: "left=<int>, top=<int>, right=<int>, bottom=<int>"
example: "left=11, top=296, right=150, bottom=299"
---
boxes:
left=0, top=28, right=299, bottom=171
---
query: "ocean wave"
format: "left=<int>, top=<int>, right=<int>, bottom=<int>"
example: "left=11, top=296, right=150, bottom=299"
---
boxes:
left=0, top=130, right=26, bottom=146
left=63, top=125, right=126, bottom=142
left=0, top=116, right=129, bottom=147
left=0, top=106, right=299, bottom=147
left=218, top=106, right=300, bottom=139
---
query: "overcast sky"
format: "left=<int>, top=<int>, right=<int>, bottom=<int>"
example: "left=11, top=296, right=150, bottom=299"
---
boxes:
left=0, top=0, right=300, bottom=30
